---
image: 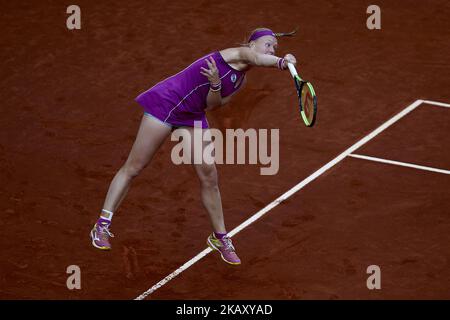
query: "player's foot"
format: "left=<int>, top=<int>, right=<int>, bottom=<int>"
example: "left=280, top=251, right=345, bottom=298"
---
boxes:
left=207, top=233, right=241, bottom=265
left=90, top=221, right=114, bottom=250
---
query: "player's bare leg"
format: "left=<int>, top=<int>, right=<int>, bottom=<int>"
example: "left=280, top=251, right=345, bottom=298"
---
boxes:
left=91, top=113, right=172, bottom=250
left=186, top=126, right=241, bottom=265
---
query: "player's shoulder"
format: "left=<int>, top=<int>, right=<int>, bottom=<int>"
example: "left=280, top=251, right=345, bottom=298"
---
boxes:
left=219, top=47, right=252, bottom=64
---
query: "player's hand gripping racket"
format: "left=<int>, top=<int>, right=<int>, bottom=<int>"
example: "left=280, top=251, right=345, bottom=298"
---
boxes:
left=287, top=63, right=317, bottom=127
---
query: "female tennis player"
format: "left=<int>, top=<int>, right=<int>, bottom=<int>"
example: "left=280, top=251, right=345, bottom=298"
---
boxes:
left=90, top=27, right=297, bottom=265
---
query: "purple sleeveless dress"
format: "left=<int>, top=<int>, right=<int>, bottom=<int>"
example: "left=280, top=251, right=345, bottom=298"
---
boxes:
left=135, top=51, right=246, bottom=128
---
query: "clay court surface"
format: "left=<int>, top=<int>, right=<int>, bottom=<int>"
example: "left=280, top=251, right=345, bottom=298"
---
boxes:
left=1, top=0, right=449, bottom=299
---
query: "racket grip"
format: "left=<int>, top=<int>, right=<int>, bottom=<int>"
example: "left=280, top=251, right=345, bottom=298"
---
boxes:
left=287, top=62, right=298, bottom=78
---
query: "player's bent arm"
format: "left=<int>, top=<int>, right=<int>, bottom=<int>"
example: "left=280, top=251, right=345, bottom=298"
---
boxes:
left=205, top=89, right=222, bottom=110
left=205, top=73, right=247, bottom=110
left=206, top=80, right=245, bottom=110
left=221, top=95, right=232, bottom=106
left=220, top=76, right=247, bottom=106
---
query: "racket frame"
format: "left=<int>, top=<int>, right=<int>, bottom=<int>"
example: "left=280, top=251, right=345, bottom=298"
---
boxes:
left=287, top=63, right=317, bottom=127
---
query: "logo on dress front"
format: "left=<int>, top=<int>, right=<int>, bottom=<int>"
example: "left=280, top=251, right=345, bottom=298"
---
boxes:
left=231, top=73, right=237, bottom=83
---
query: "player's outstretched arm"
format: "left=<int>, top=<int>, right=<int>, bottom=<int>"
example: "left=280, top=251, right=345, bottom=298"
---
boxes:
left=238, top=47, right=279, bottom=68
left=238, top=48, right=296, bottom=69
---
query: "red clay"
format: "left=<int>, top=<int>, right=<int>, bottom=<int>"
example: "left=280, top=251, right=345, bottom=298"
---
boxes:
left=0, top=0, right=449, bottom=299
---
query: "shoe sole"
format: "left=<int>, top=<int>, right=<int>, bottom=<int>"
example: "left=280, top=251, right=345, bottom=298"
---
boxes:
left=207, top=237, right=241, bottom=265
left=90, top=229, right=111, bottom=251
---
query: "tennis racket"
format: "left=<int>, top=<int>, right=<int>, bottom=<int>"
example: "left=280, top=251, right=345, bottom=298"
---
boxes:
left=287, top=62, right=317, bottom=127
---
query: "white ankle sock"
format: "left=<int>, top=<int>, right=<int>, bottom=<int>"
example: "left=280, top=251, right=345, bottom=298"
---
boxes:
left=100, top=209, right=114, bottom=221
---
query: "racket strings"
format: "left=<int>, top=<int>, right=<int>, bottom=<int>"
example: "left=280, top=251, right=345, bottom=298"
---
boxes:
left=301, top=86, right=314, bottom=122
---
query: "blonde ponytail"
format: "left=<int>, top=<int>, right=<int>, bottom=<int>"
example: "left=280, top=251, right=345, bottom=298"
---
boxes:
left=238, top=26, right=298, bottom=47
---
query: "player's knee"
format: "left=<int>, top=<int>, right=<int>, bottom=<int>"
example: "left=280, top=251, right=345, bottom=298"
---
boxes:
left=122, top=161, right=145, bottom=178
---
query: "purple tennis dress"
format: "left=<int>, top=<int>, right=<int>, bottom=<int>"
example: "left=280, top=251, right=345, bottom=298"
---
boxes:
left=135, top=51, right=246, bottom=128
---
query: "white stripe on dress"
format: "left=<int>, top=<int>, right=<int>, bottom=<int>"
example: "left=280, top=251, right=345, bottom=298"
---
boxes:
left=163, top=70, right=232, bottom=123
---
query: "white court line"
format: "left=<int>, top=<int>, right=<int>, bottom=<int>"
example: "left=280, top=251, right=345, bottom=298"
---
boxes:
left=422, top=100, right=450, bottom=108
left=349, top=154, right=450, bottom=175
left=134, top=99, right=424, bottom=300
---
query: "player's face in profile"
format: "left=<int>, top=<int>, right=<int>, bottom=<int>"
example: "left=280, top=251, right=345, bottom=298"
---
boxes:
left=251, top=35, right=278, bottom=55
